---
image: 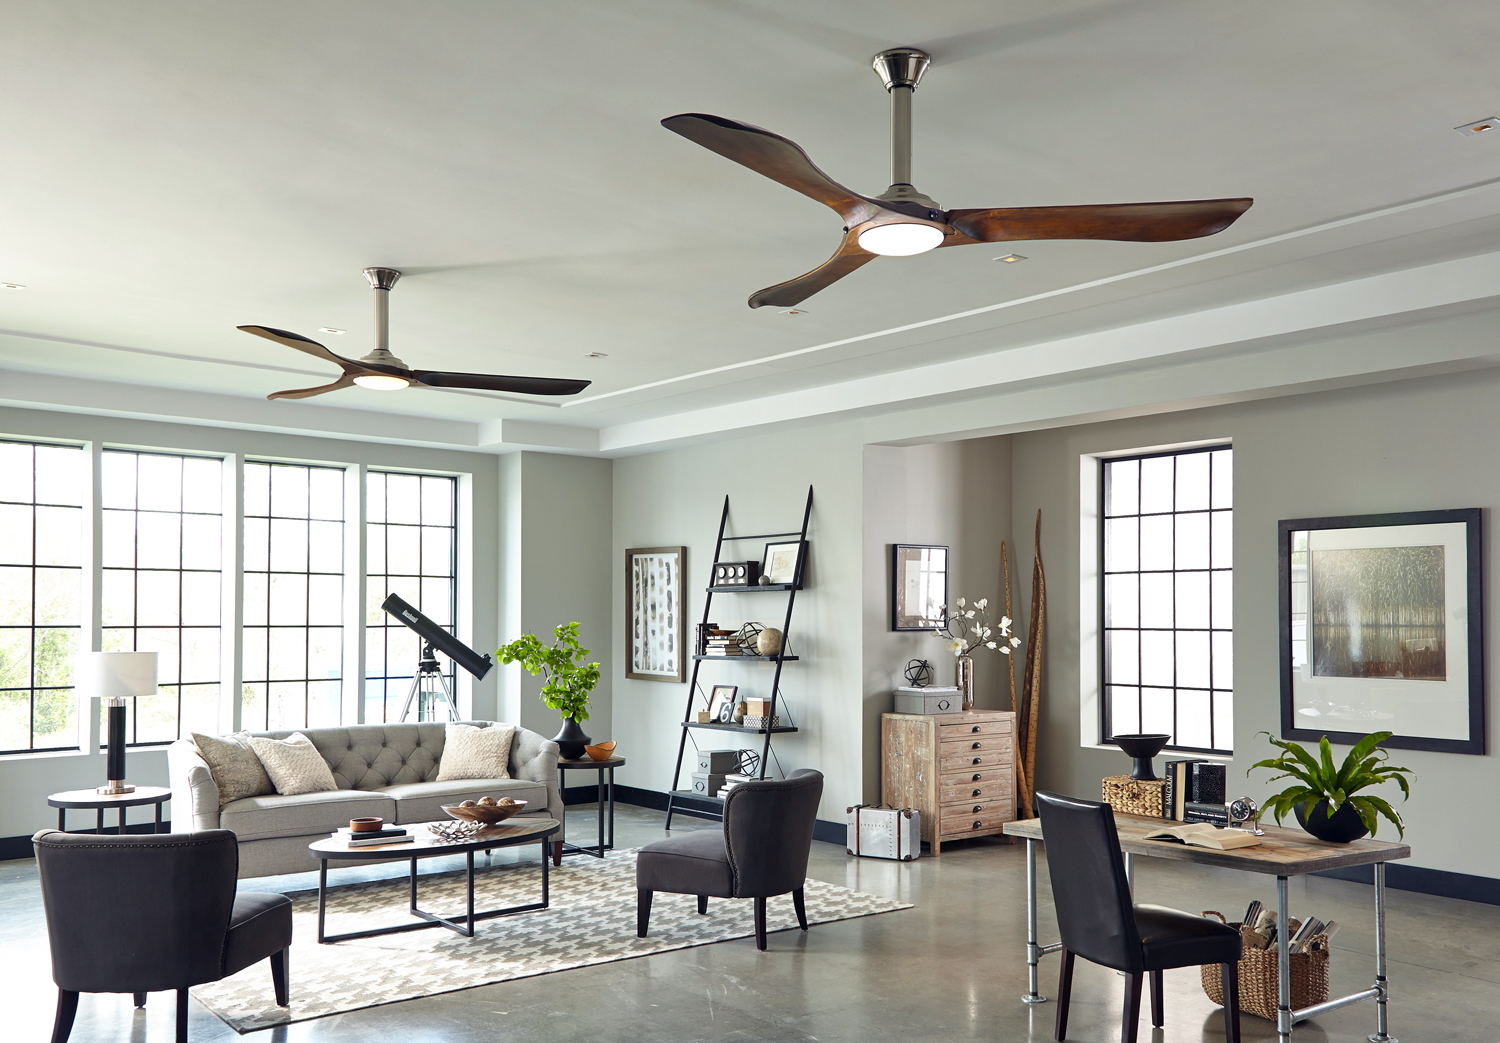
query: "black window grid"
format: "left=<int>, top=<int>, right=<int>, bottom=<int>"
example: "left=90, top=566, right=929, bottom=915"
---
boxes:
left=1101, top=445, right=1233, bottom=755
left=241, top=461, right=346, bottom=731
left=364, top=472, right=458, bottom=723
left=0, top=439, right=84, bottom=754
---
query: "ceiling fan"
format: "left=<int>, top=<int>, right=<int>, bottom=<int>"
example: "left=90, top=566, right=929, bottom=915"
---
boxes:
left=663, top=48, right=1253, bottom=309
left=239, top=268, right=591, bottom=401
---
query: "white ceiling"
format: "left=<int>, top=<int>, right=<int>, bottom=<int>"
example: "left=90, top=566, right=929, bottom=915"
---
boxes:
left=4, top=1, right=1500, bottom=453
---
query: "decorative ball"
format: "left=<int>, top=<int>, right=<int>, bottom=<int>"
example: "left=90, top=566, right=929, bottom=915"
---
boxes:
left=756, top=627, right=783, bottom=656
left=735, top=621, right=766, bottom=654
left=735, top=749, right=761, bottom=777
left=904, top=659, right=934, bottom=688
left=760, top=574, right=772, bottom=585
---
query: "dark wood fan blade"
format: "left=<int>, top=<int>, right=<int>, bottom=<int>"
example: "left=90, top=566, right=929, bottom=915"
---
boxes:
left=947, top=198, right=1253, bottom=243
left=267, top=372, right=358, bottom=401
left=748, top=232, right=877, bottom=309
left=410, top=371, right=591, bottom=396
left=238, top=325, right=363, bottom=371
left=662, top=113, right=883, bottom=225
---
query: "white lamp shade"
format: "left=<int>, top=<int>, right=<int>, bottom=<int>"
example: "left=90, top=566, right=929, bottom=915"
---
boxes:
left=80, top=652, right=159, bottom=699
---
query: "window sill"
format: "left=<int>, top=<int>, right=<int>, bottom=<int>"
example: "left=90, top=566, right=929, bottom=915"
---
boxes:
left=0, top=748, right=89, bottom=763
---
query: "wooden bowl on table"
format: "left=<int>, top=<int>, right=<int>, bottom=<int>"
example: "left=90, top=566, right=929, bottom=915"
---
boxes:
left=349, top=817, right=384, bottom=832
left=441, top=800, right=527, bottom=825
left=584, top=741, right=616, bottom=761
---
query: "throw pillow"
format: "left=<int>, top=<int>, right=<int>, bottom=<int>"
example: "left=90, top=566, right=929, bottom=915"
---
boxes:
left=192, top=731, right=275, bottom=807
left=247, top=732, right=339, bottom=796
left=436, top=723, right=515, bottom=782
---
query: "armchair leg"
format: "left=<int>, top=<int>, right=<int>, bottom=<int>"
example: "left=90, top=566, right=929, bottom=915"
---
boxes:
left=50, top=989, right=78, bottom=1043
left=637, top=889, right=653, bottom=938
left=270, top=949, right=290, bottom=1007
left=133, top=993, right=147, bottom=1008
left=1149, top=968, right=1164, bottom=1027
left=1054, top=949, right=1074, bottom=1041
left=1121, top=972, right=1143, bottom=1043
left=753, top=896, right=767, bottom=951
left=175, top=988, right=189, bottom=1043
left=697, top=894, right=708, bottom=915
left=1221, top=962, right=1241, bottom=1043
left=552, top=840, right=562, bottom=867
left=792, top=887, right=808, bottom=931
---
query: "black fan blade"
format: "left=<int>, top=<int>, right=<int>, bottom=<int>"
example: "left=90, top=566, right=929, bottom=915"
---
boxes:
left=411, top=371, right=591, bottom=396
left=237, top=325, right=363, bottom=370
left=748, top=232, right=877, bottom=309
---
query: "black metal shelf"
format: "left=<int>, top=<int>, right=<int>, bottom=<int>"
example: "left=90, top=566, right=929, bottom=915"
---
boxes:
left=681, top=721, right=800, bottom=734
left=705, top=584, right=801, bottom=593
left=691, top=654, right=800, bottom=662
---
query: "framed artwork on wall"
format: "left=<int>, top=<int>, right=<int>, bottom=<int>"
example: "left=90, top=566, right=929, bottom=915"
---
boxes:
left=760, top=540, right=807, bottom=587
left=1278, top=508, right=1483, bottom=754
left=626, top=546, right=686, bottom=683
left=891, top=544, right=949, bottom=631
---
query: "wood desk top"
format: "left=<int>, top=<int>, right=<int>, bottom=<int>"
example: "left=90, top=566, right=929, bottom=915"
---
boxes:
left=1003, top=810, right=1410, bottom=876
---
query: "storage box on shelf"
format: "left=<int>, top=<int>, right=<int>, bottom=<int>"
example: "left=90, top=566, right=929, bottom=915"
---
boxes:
left=1101, top=775, right=1166, bottom=818
left=881, top=709, right=1017, bottom=854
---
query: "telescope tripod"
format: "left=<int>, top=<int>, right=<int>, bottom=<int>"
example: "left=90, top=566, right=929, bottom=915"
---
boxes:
left=399, top=642, right=460, bottom=722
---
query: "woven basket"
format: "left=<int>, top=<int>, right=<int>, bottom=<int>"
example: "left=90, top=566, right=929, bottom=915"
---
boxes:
left=1200, top=912, right=1330, bottom=1021
left=1101, top=775, right=1165, bottom=818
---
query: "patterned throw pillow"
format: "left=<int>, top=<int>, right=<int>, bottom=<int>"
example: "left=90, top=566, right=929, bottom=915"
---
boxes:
left=435, top=723, right=515, bottom=782
left=247, top=732, right=339, bottom=796
left=192, top=731, right=275, bottom=807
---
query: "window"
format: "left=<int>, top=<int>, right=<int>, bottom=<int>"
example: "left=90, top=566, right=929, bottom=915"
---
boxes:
left=364, top=472, right=456, bottom=723
left=101, top=450, right=223, bottom=744
left=242, top=462, right=346, bottom=731
left=0, top=440, right=84, bottom=753
left=1102, top=446, right=1232, bottom=754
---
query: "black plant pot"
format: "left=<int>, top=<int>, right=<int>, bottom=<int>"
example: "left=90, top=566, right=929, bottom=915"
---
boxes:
left=1295, top=799, right=1369, bottom=843
left=553, top=716, right=592, bottom=761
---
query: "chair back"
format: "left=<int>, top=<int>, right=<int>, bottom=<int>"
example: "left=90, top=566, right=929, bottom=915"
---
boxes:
left=723, top=768, right=823, bottom=898
left=33, top=829, right=239, bottom=993
left=1034, top=791, right=1143, bottom=974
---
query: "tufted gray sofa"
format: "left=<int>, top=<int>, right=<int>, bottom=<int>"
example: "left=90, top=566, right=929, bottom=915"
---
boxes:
left=167, top=721, right=562, bottom=878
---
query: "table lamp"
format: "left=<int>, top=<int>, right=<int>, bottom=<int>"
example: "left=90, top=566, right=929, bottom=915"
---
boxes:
left=82, top=651, right=158, bottom=795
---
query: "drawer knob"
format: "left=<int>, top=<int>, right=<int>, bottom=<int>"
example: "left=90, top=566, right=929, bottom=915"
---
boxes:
left=972, top=773, right=982, bottom=782
left=972, top=821, right=982, bottom=830
left=972, top=805, right=983, bottom=813
left=971, top=741, right=982, bottom=749
left=971, top=725, right=981, bottom=733
left=972, top=789, right=981, bottom=797
left=972, top=757, right=982, bottom=765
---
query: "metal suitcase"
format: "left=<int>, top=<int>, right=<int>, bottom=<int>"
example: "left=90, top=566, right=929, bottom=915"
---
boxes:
left=846, top=804, right=921, bottom=860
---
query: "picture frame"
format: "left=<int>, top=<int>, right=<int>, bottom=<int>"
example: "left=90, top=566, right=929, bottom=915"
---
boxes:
left=891, top=544, right=949, bottom=631
left=625, top=546, right=686, bottom=683
left=1278, top=508, right=1483, bottom=754
left=760, top=540, right=807, bottom=587
left=707, top=684, right=739, bottom=724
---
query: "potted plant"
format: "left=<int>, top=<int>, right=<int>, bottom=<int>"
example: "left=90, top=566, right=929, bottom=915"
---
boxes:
left=1248, top=731, right=1415, bottom=843
left=497, top=622, right=601, bottom=760
left=938, top=596, right=1021, bottom=709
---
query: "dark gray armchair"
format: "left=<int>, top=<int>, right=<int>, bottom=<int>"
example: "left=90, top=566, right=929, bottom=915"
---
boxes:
left=33, top=828, right=293, bottom=1043
left=636, top=768, right=823, bottom=950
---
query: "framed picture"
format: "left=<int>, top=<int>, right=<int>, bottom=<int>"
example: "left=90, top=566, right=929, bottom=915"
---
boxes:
left=891, top=544, right=948, bottom=631
left=707, top=684, right=739, bottom=724
left=760, top=540, right=807, bottom=587
left=626, top=546, right=686, bottom=682
left=1278, top=509, right=1483, bottom=754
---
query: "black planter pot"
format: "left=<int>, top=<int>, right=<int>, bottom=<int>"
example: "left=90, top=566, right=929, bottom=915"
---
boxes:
left=1295, top=799, right=1369, bottom=843
left=553, top=716, right=592, bottom=760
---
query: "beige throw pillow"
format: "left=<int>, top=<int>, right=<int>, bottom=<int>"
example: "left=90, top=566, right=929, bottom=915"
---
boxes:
left=192, top=731, right=275, bottom=807
left=247, top=732, right=339, bottom=796
left=436, top=723, right=515, bottom=782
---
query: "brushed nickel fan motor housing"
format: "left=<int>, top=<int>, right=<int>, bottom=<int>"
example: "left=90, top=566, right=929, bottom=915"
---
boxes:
left=872, top=48, right=931, bottom=91
left=361, top=266, right=407, bottom=366
left=871, top=48, right=938, bottom=206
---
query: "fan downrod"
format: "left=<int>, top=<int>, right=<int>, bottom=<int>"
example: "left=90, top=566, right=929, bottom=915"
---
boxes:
left=872, top=48, right=936, bottom=207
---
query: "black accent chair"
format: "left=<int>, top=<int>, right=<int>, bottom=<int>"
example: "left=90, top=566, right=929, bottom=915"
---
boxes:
left=33, top=829, right=293, bottom=1043
left=637, top=768, right=823, bottom=951
left=1035, top=792, right=1242, bottom=1043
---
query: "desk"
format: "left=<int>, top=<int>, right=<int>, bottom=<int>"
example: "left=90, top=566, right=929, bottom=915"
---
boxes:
left=1004, top=812, right=1411, bottom=1043
left=48, top=786, right=171, bottom=835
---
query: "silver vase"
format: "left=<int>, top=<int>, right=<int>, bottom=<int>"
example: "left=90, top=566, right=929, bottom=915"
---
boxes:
left=955, top=654, right=974, bottom=711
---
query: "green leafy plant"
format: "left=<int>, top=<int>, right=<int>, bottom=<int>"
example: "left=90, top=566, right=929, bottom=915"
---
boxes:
left=496, top=622, right=600, bottom=722
left=1248, top=730, right=1415, bottom=838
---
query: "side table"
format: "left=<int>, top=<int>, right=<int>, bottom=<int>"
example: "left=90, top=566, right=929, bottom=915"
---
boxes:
left=48, top=786, right=172, bottom=836
left=556, top=756, right=624, bottom=858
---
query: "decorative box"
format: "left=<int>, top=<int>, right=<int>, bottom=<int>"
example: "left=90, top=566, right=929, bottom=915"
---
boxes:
left=846, top=804, right=921, bottom=860
left=893, top=690, right=965, bottom=715
left=741, top=715, right=781, bottom=731
left=696, top=749, right=740, bottom=774
left=712, top=561, right=759, bottom=586
left=690, top=771, right=726, bottom=797
left=1101, top=775, right=1166, bottom=818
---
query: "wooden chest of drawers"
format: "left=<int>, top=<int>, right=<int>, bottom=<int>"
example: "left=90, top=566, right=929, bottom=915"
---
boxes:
left=881, top=709, right=1017, bottom=855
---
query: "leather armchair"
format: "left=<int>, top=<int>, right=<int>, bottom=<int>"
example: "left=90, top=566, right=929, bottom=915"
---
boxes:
left=636, top=768, right=823, bottom=950
left=33, top=829, right=292, bottom=1043
left=1035, top=792, right=1243, bottom=1043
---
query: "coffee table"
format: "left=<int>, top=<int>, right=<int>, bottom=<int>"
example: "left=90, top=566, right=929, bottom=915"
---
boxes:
left=307, top=817, right=560, bottom=943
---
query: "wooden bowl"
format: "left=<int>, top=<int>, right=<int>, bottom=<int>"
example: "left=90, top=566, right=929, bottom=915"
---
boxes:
left=584, top=741, right=617, bottom=761
left=349, top=817, right=384, bottom=832
left=441, top=800, right=527, bottom=825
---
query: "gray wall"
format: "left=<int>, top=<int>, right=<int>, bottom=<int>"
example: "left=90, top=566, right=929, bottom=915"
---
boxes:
left=1011, top=367, right=1500, bottom=879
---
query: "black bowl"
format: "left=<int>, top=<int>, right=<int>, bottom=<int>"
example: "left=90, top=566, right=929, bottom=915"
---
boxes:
left=1109, top=733, right=1172, bottom=781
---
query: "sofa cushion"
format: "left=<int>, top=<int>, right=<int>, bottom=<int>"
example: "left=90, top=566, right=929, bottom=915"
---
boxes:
left=248, top=733, right=339, bottom=796
left=436, top=723, right=515, bottom=782
left=381, top=778, right=547, bottom=825
left=192, top=731, right=274, bottom=807
left=220, top=789, right=395, bottom=842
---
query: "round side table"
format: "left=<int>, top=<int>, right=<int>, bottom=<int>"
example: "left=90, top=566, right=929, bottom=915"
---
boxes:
left=556, top=756, right=624, bottom=858
left=47, top=786, right=172, bottom=836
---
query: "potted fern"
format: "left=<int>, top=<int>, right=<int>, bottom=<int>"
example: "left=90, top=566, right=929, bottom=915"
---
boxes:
left=496, top=622, right=600, bottom=760
left=1248, top=731, right=1415, bottom=842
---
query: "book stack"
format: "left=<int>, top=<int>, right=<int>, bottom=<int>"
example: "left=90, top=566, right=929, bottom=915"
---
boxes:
left=1163, top=759, right=1227, bottom=821
left=718, top=772, right=754, bottom=796
left=703, top=629, right=745, bottom=656
left=337, top=827, right=412, bottom=847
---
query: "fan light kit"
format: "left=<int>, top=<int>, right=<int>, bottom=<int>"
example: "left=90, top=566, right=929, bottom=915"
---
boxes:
left=239, top=268, right=591, bottom=401
left=663, top=47, right=1252, bottom=308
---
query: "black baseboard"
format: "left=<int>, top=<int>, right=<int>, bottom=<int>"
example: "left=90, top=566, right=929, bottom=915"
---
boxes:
left=562, top=784, right=848, bottom=846
left=0, top=821, right=172, bottom=862
left=1315, top=862, right=1500, bottom=906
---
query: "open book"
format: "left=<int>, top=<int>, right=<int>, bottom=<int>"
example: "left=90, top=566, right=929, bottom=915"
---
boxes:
left=1143, top=821, right=1262, bottom=850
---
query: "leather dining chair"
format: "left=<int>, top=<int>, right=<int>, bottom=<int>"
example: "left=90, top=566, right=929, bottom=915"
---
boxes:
left=33, top=828, right=293, bottom=1043
left=636, top=768, right=823, bottom=950
left=1035, top=791, right=1242, bottom=1043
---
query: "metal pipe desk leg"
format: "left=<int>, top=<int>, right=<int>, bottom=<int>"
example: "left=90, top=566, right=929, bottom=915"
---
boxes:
left=1023, top=837, right=1048, bottom=1003
left=1369, top=862, right=1397, bottom=1043
left=1277, top=875, right=1291, bottom=1043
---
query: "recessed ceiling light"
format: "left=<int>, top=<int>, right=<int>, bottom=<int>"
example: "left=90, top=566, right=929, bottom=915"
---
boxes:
left=1456, top=118, right=1499, bottom=137
left=781, top=308, right=810, bottom=316
left=994, top=254, right=1027, bottom=264
left=583, top=351, right=608, bottom=358
left=318, top=327, right=345, bottom=334
left=1, top=283, right=25, bottom=290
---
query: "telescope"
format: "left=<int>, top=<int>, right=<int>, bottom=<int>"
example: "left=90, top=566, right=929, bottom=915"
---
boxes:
left=381, top=593, right=493, bottom=721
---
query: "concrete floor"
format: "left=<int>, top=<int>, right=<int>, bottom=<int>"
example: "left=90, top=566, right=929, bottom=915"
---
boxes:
left=3, top=803, right=1499, bottom=1043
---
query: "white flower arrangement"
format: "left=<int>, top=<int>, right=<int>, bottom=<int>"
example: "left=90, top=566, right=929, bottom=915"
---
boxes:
left=938, top=596, right=1021, bottom=657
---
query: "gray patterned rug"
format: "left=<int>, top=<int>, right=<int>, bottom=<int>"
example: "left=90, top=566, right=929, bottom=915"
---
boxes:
left=194, top=848, right=912, bottom=1032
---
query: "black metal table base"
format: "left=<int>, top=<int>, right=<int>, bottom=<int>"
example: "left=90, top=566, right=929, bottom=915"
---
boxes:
left=558, top=763, right=617, bottom=859
left=316, top=843, right=550, bottom=943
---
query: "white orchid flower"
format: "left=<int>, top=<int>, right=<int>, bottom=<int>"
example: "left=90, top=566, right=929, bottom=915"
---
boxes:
left=976, top=598, right=988, bottom=609
left=946, top=638, right=965, bottom=657
left=964, top=610, right=975, bottom=618
left=983, top=627, right=992, bottom=638
left=986, top=641, right=998, bottom=649
left=1011, top=636, right=1022, bottom=647
left=1000, top=616, right=1012, bottom=628
left=957, top=597, right=966, bottom=608
left=1000, top=646, right=1011, bottom=655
